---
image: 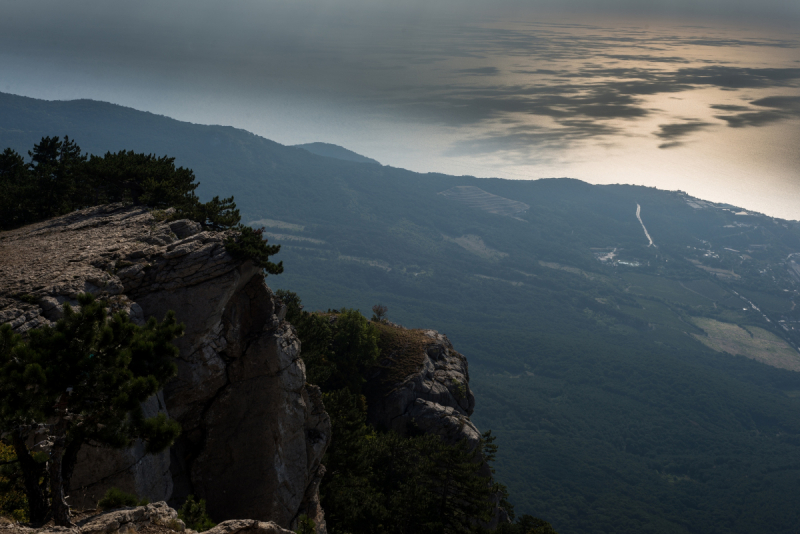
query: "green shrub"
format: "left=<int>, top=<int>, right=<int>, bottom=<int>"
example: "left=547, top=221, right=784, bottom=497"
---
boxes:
left=97, top=488, right=146, bottom=510
left=294, top=514, right=315, bottom=534
left=1, top=293, right=183, bottom=525
left=452, top=378, right=467, bottom=400
left=178, top=495, right=216, bottom=532
left=0, top=443, right=28, bottom=522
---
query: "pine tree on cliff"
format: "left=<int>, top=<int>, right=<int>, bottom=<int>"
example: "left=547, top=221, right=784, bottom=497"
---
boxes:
left=27, top=136, right=88, bottom=222
left=1, top=136, right=282, bottom=278
left=0, top=294, right=183, bottom=526
left=0, top=148, right=31, bottom=230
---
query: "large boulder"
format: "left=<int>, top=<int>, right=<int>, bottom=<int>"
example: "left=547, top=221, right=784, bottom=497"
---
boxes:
left=0, top=205, right=330, bottom=532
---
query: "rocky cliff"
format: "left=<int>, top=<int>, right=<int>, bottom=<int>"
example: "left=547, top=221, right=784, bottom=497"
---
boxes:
left=365, top=327, right=480, bottom=445
left=0, top=205, right=330, bottom=532
left=365, top=324, right=507, bottom=528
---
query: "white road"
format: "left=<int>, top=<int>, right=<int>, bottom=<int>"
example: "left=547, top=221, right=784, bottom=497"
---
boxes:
left=636, top=204, right=655, bottom=247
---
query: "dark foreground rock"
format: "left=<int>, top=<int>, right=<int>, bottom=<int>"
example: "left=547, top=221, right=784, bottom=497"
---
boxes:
left=0, top=502, right=293, bottom=534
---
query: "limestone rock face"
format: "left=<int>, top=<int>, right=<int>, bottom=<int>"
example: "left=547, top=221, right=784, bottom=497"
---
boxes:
left=79, top=502, right=185, bottom=534
left=69, top=393, right=174, bottom=510
left=0, top=205, right=330, bottom=532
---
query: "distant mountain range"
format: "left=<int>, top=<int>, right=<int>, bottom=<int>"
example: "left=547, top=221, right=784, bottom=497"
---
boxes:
left=2, top=91, right=800, bottom=534
left=294, top=142, right=380, bottom=165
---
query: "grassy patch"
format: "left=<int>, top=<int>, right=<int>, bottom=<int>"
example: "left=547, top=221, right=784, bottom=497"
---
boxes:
left=374, top=322, right=429, bottom=387
left=443, top=234, right=508, bottom=261
left=692, top=317, right=800, bottom=371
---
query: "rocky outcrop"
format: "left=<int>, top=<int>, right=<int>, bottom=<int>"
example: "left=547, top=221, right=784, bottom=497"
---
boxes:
left=0, top=205, right=330, bottom=532
left=0, top=502, right=184, bottom=534
left=364, top=325, right=507, bottom=528
left=201, top=519, right=293, bottom=534
left=365, top=327, right=480, bottom=446
left=0, top=503, right=295, bottom=534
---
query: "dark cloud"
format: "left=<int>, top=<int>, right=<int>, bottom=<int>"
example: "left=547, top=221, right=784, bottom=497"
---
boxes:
left=676, top=38, right=798, bottom=48
left=751, top=95, right=800, bottom=111
left=711, top=95, right=800, bottom=128
left=573, top=65, right=800, bottom=90
left=396, top=63, right=800, bottom=150
left=672, top=66, right=800, bottom=88
left=602, top=54, right=688, bottom=63
left=710, top=104, right=752, bottom=111
left=714, top=110, right=787, bottom=127
left=510, top=69, right=562, bottom=75
left=457, top=67, right=501, bottom=76
left=0, top=2, right=797, bottom=163
left=401, top=86, right=649, bottom=128
left=444, top=119, right=621, bottom=159
left=654, top=121, right=711, bottom=148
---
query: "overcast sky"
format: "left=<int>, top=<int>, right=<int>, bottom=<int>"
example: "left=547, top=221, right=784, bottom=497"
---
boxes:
left=1, top=0, right=799, bottom=218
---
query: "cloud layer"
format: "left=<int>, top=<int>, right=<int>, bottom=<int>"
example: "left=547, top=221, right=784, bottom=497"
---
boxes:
left=0, top=0, right=798, bottom=201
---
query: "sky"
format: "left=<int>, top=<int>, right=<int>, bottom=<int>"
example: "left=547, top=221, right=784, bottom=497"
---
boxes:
left=1, top=0, right=799, bottom=218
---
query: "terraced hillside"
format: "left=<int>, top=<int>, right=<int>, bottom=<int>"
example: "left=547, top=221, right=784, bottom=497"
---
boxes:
left=438, top=186, right=530, bottom=217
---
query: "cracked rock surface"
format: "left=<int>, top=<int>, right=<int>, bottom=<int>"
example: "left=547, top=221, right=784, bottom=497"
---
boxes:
left=0, top=205, right=330, bottom=532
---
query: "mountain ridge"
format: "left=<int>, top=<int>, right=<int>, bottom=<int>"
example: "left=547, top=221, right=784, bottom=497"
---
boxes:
left=294, top=142, right=381, bottom=165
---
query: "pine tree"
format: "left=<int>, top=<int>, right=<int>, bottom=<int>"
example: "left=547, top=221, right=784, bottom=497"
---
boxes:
left=0, top=294, right=183, bottom=525
left=0, top=148, right=31, bottom=229
left=27, top=136, right=87, bottom=220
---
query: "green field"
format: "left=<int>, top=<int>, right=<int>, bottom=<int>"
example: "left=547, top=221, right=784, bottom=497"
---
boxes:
left=692, top=317, right=800, bottom=372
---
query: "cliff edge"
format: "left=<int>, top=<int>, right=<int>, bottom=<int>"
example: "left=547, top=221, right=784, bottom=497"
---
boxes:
left=0, top=204, right=330, bottom=532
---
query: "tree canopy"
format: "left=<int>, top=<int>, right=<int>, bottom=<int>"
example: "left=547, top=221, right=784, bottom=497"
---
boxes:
left=0, top=294, right=184, bottom=525
left=0, top=136, right=282, bottom=276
